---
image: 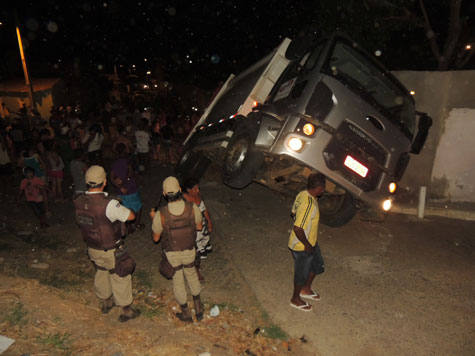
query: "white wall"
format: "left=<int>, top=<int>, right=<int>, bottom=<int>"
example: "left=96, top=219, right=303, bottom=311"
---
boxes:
left=431, top=108, right=475, bottom=202
left=393, top=70, right=475, bottom=202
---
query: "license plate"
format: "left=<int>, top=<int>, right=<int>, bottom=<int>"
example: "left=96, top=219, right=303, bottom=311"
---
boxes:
left=344, top=155, right=369, bottom=178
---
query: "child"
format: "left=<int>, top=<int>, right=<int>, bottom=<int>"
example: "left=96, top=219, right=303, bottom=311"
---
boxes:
left=19, top=167, right=49, bottom=228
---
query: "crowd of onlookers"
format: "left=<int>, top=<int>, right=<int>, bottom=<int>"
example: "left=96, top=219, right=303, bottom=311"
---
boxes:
left=0, top=98, right=201, bottom=228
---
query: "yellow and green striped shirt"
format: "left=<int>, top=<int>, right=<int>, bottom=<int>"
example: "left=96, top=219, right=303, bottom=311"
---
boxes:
left=288, top=190, right=319, bottom=251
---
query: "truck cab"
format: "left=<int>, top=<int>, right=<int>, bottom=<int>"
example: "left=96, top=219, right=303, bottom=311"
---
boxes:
left=178, top=32, right=431, bottom=227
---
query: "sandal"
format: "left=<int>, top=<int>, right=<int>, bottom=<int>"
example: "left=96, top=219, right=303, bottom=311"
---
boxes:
left=300, top=291, right=320, bottom=301
left=290, top=301, right=312, bottom=312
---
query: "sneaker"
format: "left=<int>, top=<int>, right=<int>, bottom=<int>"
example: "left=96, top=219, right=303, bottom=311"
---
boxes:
left=199, top=251, right=208, bottom=260
left=205, top=245, right=213, bottom=253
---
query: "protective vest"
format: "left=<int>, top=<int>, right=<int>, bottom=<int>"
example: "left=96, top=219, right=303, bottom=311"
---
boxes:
left=160, top=201, right=196, bottom=252
left=74, top=193, right=123, bottom=250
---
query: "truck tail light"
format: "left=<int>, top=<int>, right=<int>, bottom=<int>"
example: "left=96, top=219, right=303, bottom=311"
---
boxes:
left=344, top=155, right=369, bottom=178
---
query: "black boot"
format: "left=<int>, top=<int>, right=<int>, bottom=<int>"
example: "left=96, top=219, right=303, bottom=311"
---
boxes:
left=193, top=295, right=203, bottom=322
left=118, top=305, right=141, bottom=322
left=176, top=303, right=193, bottom=323
left=101, top=296, right=115, bottom=314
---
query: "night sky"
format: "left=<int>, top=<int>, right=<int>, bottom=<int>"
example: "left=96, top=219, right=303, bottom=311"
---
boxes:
left=1, top=0, right=474, bottom=88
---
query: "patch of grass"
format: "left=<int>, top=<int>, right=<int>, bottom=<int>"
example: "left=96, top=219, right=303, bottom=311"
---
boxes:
left=3, top=302, right=28, bottom=326
left=139, top=305, right=162, bottom=319
left=263, top=324, right=288, bottom=340
left=215, top=302, right=241, bottom=313
left=135, top=270, right=152, bottom=289
left=39, top=274, right=81, bottom=289
left=37, top=332, right=72, bottom=351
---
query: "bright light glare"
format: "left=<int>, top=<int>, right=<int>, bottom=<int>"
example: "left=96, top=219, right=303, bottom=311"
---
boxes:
left=146, top=71, right=151, bottom=75
left=382, top=199, right=392, bottom=211
left=466, top=44, right=472, bottom=50
left=288, top=137, right=303, bottom=151
left=253, top=101, right=258, bottom=107
left=389, top=182, right=397, bottom=194
left=410, top=90, right=415, bottom=95
left=303, top=123, right=315, bottom=136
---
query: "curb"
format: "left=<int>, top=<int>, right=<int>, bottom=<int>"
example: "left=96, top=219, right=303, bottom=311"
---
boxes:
left=392, top=205, right=475, bottom=222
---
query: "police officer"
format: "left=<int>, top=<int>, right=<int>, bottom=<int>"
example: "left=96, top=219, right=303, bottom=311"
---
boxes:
left=150, top=176, right=203, bottom=322
left=74, top=165, right=140, bottom=322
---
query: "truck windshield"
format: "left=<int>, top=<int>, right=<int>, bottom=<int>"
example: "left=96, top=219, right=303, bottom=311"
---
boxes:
left=325, top=40, right=415, bottom=138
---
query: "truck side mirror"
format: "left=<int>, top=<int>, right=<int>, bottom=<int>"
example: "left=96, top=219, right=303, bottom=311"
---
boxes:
left=411, top=113, right=432, bottom=154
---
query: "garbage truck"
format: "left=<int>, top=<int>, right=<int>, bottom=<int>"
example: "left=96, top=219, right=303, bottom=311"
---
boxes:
left=176, top=31, right=432, bottom=227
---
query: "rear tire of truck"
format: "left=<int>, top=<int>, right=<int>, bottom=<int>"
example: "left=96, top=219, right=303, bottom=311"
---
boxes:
left=222, top=121, right=264, bottom=189
left=175, top=145, right=210, bottom=181
left=318, top=192, right=357, bottom=227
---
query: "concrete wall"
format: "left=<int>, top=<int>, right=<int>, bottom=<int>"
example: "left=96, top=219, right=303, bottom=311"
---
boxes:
left=392, top=70, right=475, bottom=202
left=431, top=108, right=475, bottom=202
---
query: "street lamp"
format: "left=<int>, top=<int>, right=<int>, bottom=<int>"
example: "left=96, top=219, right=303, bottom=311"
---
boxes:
left=16, top=25, right=35, bottom=108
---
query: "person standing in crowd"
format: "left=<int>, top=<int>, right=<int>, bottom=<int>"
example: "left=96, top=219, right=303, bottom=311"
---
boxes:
left=151, top=120, right=162, bottom=161
left=150, top=176, right=204, bottom=322
left=18, top=167, right=49, bottom=228
left=134, top=119, right=151, bottom=173
left=44, top=140, right=65, bottom=202
left=74, top=165, right=140, bottom=322
left=82, top=124, right=104, bottom=165
left=113, top=126, right=134, bottom=157
left=69, top=149, right=88, bottom=197
left=111, top=143, right=144, bottom=233
left=288, top=173, right=326, bottom=312
left=183, top=178, right=213, bottom=282
left=0, top=103, right=10, bottom=121
left=0, top=131, right=13, bottom=194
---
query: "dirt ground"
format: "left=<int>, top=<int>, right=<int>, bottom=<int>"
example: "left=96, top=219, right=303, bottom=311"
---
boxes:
left=1, top=161, right=474, bottom=355
left=0, top=163, right=308, bottom=356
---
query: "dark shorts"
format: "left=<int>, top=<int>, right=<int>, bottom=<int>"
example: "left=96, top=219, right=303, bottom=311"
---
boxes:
left=291, top=243, right=325, bottom=286
left=28, top=201, right=45, bottom=218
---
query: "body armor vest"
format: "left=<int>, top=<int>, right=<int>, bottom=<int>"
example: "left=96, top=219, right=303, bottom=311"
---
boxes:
left=160, top=201, right=196, bottom=252
left=74, top=193, right=123, bottom=250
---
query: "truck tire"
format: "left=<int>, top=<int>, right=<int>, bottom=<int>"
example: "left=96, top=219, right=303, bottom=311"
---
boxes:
left=222, top=121, right=264, bottom=189
left=175, top=145, right=210, bottom=181
left=318, top=192, right=357, bottom=227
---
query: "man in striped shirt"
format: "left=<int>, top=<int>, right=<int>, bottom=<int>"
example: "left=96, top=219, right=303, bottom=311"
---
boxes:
left=288, top=173, right=326, bottom=312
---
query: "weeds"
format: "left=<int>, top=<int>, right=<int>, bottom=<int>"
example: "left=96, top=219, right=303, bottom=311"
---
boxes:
left=37, top=332, right=72, bottom=351
left=263, top=324, right=288, bottom=340
left=139, top=305, right=162, bottom=319
left=135, top=270, right=152, bottom=289
left=3, top=302, right=28, bottom=326
left=39, top=274, right=81, bottom=289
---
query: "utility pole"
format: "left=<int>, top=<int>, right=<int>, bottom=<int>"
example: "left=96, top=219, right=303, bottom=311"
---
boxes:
left=15, top=25, right=35, bottom=108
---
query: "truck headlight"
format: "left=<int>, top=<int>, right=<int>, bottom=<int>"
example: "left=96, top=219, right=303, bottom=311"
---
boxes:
left=382, top=199, right=392, bottom=211
left=288, top=137, right=303, bottom=151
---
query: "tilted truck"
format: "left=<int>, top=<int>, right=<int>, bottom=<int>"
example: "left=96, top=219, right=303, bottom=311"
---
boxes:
left=177, top=32, right=432, bottom=227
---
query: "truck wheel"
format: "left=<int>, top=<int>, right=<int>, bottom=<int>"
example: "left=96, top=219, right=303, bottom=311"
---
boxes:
left=318, top=192, right=357, bottom=227
left=222, top=122, right=264, bottom=189
left=175, top=145, right=210, bottom=180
